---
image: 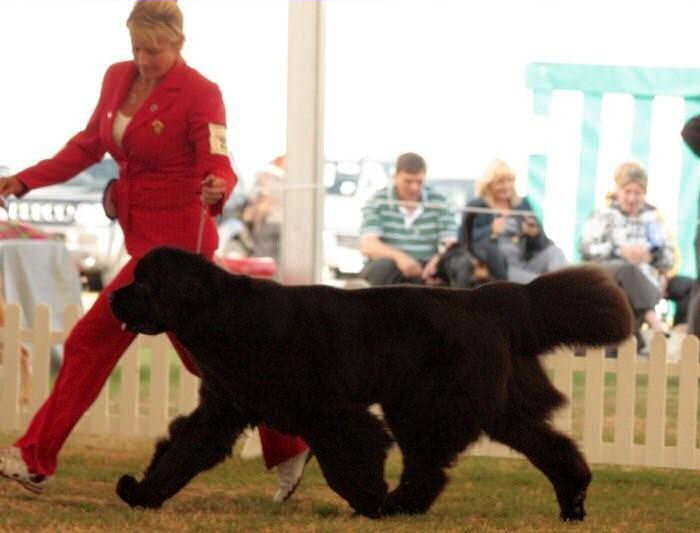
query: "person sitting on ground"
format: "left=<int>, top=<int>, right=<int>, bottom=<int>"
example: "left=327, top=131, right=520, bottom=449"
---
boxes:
left=460, top=159, right=567, bottom=283
left=580, top=161, right=694, bottom=350
left=359, top=152, right=457, bottom=286
left=241, top=155, right=285, bottom=259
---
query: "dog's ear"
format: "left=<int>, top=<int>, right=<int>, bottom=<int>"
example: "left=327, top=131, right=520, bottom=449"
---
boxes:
left=438, top=244, right=476, bottom=288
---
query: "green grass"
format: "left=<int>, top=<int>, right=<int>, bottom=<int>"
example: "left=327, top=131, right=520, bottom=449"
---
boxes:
left=1, top=433, right=698, bottom=532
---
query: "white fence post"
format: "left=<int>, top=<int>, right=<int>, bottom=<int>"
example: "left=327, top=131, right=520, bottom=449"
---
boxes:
left=645, top=333, right=668, bottom=467
left=178, top=366, right=199, bottom=416
left=119, top=339, right=141, bottom=436
left=62, top=304, right=81, bottom=336
left=0, top=304, right=21, bottom=430
left=583, top=347, right=605, bottom=462
left=551, top=347, right=574, bottom=434
left=614, top=337, right=637, bottom=465
left=676, top=336, right=699, bottom=469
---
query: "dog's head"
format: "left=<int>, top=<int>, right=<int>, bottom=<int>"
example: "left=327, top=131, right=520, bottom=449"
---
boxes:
left=110, top=247, right=210, bottom=335
left=435, top=243, right=496, bottom=289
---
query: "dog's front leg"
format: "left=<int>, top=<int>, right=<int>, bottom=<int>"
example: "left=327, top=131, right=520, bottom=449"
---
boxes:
left=116, top=397, right=248, bottom=509
left=140, top=415, right=191, bottom=482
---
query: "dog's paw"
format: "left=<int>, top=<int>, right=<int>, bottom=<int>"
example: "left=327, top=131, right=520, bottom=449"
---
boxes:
left=381, top=486, right=430, bottom=516
left=116, top=474, right=163, bottom=509
left=350, top=508, right=382, bottom=520
left=348, top=495, right=385, bottom=519
left=117, top=474, right=141, bottom=507
left=559, top=490, right=586, bottom=522
left=380, top=492, right=405, bottom=517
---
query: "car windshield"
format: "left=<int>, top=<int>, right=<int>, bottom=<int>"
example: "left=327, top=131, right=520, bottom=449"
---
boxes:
left=324, top=161, right=362, bottom=196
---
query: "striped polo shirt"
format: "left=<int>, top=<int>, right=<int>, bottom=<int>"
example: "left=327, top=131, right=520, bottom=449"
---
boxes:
left=360, top=186, right=457, bottom=261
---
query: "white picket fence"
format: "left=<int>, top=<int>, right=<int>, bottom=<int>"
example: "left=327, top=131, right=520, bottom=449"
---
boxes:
left=1, top=303, right=699, bottom=470
left=469, top=336, right=700, bottom=470
left=0, top=303, right=200, bottom=438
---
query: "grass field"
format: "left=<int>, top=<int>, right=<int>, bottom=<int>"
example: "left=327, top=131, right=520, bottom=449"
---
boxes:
left=1, top=433, right=698, bottom=532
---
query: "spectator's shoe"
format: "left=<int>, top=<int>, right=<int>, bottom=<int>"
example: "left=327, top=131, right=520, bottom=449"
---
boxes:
left=0, top=447, right=49, bottom=494
left=273, top=448, right=312, bottom=503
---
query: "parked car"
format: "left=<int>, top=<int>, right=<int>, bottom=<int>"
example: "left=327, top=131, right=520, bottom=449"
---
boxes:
left=0, top=158, right=126, bottom=290
left=323, top=158, right=393, bottom=277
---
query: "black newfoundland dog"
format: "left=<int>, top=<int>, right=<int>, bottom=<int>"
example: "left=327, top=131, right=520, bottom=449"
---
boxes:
left=110, top=247, right=632, bottom=520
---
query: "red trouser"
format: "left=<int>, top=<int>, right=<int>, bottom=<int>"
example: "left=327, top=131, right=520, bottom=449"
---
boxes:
left=15, top=257, right=307, bottom=476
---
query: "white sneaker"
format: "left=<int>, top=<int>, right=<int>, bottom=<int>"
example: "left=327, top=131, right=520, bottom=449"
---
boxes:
left=0, top=447, right=50, bottom=494
left=273, top=448, right=311, bottom=503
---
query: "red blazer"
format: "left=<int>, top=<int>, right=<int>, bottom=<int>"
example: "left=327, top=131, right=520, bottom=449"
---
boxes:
left=16, top=60, right=237, bottom=259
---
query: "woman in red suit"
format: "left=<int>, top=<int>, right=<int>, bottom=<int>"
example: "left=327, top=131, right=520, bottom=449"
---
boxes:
left=0, top=0, right=309, bottom=502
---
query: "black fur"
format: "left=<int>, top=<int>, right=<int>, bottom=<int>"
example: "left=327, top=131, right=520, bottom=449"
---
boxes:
left=110, top=246, right=633, bottom=519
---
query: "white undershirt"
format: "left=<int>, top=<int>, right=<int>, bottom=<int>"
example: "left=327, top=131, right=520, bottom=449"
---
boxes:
left=399, top=204, right=424, bottom=228
left=398, top=188, right=427, bottom=228
left=112, top=111, right=132, bottom=148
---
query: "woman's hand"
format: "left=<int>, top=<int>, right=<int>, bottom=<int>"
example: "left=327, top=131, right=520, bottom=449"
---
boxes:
left=620, top=244, right=651, bottom=264
left=491, top=216, right=506, bottom=236
left=0, top=176, right=27, bottom=208
left=201, top=174, right=227, bottom=205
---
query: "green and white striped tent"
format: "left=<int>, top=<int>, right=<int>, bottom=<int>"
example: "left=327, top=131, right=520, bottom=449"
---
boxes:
left=525, top=62, right=700, bottom=276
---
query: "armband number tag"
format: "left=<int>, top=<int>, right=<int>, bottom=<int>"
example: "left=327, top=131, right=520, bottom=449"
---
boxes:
left=208, top=124, right=228, bottom=156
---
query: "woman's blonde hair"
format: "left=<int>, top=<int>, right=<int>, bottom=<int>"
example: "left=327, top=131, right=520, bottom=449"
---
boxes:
left=477, top=159, right=521, bottom=206
left=613, top=161, right=647, bottom=192
left=127, top=1, right=185, bottom=48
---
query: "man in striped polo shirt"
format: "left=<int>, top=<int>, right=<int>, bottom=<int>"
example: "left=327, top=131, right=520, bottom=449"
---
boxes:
left=359, top=152, right=457, bottom=286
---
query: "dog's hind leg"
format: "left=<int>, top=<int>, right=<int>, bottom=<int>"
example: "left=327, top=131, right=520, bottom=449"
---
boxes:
left=302, top=407, right=392, bottom=518
left=381, top=396, right=481, bottom=516
left=116, top=393, right=249, bottom=508
left=485, top=418, right=591, bottom=521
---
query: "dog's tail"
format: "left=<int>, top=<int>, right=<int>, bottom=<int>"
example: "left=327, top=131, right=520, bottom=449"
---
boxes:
left=524, top=265, right=634, bottom=354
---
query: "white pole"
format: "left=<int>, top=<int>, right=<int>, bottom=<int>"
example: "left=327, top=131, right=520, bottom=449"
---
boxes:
left=282, top=1, right=325, bottom=285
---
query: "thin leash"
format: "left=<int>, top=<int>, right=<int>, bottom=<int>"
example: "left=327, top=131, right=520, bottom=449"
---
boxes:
left=370, top=199, right=535, bottom=216
left=196, top=204, right=206, bottom=255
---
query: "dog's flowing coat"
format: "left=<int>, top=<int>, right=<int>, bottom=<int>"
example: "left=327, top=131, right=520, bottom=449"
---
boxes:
left=110, top=247, right=633, bottom=519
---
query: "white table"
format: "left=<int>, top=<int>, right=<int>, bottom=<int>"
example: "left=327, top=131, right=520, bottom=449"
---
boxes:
left=0, top=240, right=83, bottom=329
